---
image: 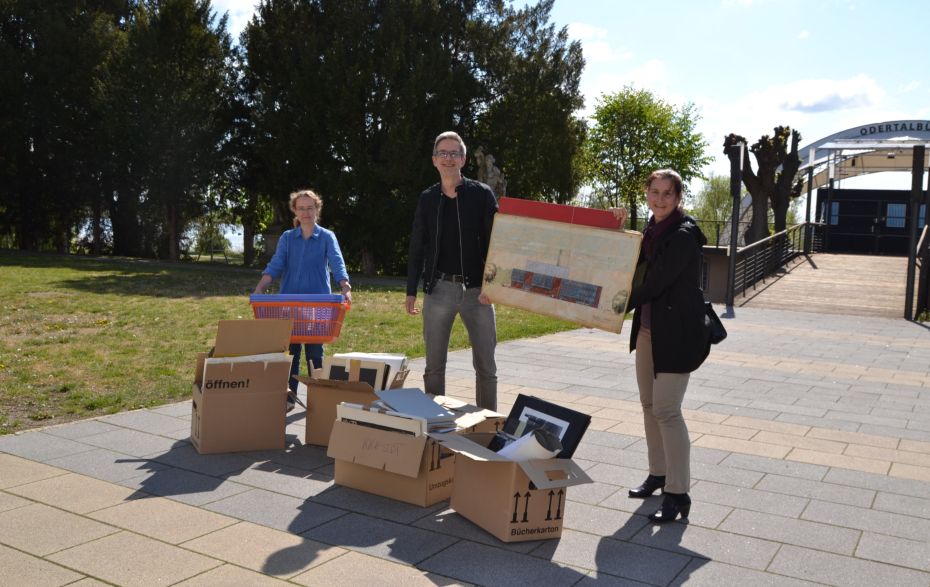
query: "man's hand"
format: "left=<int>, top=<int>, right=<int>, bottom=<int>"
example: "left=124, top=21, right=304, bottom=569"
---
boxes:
left=405, top=295, right=420, bottom=315
left=478, top=292, right=491, bottom=305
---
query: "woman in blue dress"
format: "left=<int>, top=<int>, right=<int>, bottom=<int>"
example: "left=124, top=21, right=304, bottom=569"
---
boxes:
left=254, top=189, right=352, bottom=411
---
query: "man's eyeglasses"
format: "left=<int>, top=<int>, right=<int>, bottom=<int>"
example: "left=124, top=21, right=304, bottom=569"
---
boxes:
left=434, top=150, right=463, bottom=160
left=295, top=206, right=317, bottom=213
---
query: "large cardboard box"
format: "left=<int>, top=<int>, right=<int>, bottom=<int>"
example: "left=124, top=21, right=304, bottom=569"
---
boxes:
left=297, top=363, right=409, bottom=447
left=327, top=398, right=506, bottom=507
left=433, top=431, right=592, bottom=542
left=191, top=319, right=292, bottom=454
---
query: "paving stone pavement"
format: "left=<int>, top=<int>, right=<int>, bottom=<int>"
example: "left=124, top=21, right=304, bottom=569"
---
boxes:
left=1, top=306, right=929, bottom=586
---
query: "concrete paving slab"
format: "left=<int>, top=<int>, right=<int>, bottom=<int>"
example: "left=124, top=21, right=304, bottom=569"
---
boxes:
left=48, top=531, right=221, bottom=587
left=78, top=428, right=181, bottom=457
left=88, top=495, right=237, bottom=543
left=0, top=543, right=84, bottom=587
left=409, top=507, right=541, bottom=554
left=0, top=490, right=31, bottom=512
left=801, top=499, right=930, bottom=542
left=181, top=520, right=346, bottom=579
left=304, top=512, right=459, bottom=565
left=8, top=472, right=138, bottom=513
left=0, top=431, right=95, bottom=463
left=98, top=410, right=190, bottom=436
left=631, top=523, right=780, bottom=570
left=203, top=488, right=346, bottom=533
left=173, top=563, right=294, bottom=586
left=144, top=442, right=255, bottom=477
left=717, top=509, right=860, bottom=555
left=420, top=539, right=584, bottom=586
left=118, top=466, right=251, bottom=506
left=767, top=544, right=930, bottom=587
left=310, top=485, right=445, bottom=524
left=0, top=502, right=118, bottom=556
left=291, top=550, right=463, bottom=586
left=530, top=529, right=691, bottom=585
left=44, top=447, right=169, bottom=483
left=0, top=453, right=66, bottom=488
left=40, top=420, right=123, bottom=440
left=667, top=559, right=819, bottom=586
left=753, top=473, right=875, bottom=507
left=855, top=532, right=930, bottom=573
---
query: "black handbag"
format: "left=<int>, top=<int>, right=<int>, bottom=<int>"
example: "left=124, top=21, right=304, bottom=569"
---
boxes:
left=704, top=301, right=727, bottom=344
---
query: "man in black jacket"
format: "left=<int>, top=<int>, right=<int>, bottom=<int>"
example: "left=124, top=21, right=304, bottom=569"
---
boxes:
left=405, top=131, right=499, bottom=410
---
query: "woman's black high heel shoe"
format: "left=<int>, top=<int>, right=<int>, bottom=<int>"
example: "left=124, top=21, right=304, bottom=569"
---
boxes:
left=628, top=475, right=666, bottom=498
left=648, top=492, right=691, bottom=523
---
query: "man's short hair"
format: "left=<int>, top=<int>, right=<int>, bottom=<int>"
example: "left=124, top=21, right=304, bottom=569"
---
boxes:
left=433, top=131, right=467, bottom=157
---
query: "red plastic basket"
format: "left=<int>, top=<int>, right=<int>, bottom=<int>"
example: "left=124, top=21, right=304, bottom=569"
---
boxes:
left=249, top=294, right=350, bottom=344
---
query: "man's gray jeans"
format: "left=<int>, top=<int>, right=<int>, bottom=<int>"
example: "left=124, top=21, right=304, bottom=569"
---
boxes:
left=422, top=280, right=497, bottom=411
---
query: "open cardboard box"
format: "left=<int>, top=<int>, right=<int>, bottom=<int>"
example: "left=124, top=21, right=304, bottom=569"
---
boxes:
left=191, top=319, right=292, bottom=454
left=326, top=392, right=506, bottom=507
left=296, top=359, right=409, bottom=447
left=431, top=431, right=592, bottom=542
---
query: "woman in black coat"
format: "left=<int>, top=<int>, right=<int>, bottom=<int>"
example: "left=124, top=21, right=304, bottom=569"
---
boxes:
left=612, top=169, right=710, bottom=523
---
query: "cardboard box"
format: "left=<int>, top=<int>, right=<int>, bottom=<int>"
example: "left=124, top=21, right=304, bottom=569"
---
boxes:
left=191, top=319, right=292, bottom=454
left=297, top=361, right=409, bottom=447
left=433, top=432, right=592, bottom=542
left=326, top=395, right=506, bottom=507
left=328, top=416, right=454, bottom=507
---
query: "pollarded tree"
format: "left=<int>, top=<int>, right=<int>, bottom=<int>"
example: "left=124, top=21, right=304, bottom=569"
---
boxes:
left=724, top=126, right=801, bottom=244
left=581, top=86, right=710, bottom=228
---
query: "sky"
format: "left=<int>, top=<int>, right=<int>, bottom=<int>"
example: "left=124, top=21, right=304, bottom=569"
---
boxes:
left=212, top=0, right=929, bottom=193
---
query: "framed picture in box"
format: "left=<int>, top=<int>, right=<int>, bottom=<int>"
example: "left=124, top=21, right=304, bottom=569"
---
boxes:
left=322, top=356, right=389, bottom=390
left=498, top=394, right=591, bottom=458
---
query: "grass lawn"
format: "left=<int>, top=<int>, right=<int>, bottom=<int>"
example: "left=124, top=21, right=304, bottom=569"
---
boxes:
left=0, top=249, right=580, bottom=435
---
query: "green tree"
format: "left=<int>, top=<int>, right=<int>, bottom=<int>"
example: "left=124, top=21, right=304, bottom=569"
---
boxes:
left=689, top=173, right=736, bottom=245
left=0, top=0, right=127, bottom=252
left=581, top=86, right=710, bottom=228
left=724, top=125, right=802, bottom=244
left=110, top=0, right=235, bottom=260
left=241, top=0, right=585, bottom=275
left=474, top=0, right=586, bottom=203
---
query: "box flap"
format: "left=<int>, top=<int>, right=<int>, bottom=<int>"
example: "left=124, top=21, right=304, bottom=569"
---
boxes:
left=429, top=432, right=509, bottom=462
left=213, top=320, right=292, bottom=357
left=336, top=403, right=427, bottom=436
left=297, top=374, right=375, bottom=393
left=327, top=420, right=428, bottom=478
left=517, top=458, right=592, bottom=490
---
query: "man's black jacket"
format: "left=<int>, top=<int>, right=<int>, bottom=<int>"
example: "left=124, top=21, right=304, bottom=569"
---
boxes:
left=406, top=177, right=498, bottom=296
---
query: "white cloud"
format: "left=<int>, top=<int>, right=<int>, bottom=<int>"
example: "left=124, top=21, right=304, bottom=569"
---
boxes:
left=567, top=22, right=608, bottom=41
left=765, top=75, right=885, bottom=113
left=797, top=30, right=810, bottom=39
left=898, top=80, right=921, bottom=93
left=567, top=22, right=632, bottom=64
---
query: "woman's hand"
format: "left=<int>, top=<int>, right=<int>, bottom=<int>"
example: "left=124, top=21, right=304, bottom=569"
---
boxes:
left=608, top=207, right=629, bottom=229
left=339, top=280, right=352, bottom=304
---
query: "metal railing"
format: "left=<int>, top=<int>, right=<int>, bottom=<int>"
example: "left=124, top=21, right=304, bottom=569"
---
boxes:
left=914, top=225, right=930, bottom=320
left=732, top=222, right=823, bottom=300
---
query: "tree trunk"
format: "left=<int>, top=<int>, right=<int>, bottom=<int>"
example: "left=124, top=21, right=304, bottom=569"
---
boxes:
left=361, top=248, right=376, bottom=276
left=243, top=223, right=255, bottom=266
left=166, top=202, right=179, bottom=262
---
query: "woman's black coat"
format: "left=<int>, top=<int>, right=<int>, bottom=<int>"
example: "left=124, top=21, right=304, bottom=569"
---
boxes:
left=629, top=214, right=710, bottom=374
